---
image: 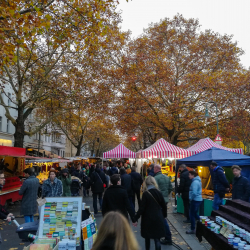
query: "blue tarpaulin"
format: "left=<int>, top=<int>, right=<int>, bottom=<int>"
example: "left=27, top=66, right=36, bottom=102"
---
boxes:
left=177, top=147, right=250, bottom=167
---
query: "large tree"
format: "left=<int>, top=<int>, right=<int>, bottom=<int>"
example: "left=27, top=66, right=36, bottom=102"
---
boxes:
left=0, top=0, right=122, bottom=147
left=110, top=14, right=250, bottom=146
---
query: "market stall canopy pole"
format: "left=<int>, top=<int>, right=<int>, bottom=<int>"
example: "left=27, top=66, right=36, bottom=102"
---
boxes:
left=103, top=143, right=136, bottom=159
left=187, top=137, right=243, bottom=155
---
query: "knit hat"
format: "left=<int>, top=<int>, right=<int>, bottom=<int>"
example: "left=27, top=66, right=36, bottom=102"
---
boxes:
left=62, top=168, right=69, bottom=174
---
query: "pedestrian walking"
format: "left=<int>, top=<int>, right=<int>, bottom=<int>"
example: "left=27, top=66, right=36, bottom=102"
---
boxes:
left=186, top=170, right=203, bottom=234
left=134, top=176, right=167, bottom=250
left=92, top=211, right=139, bottom=250
left=147, top=164, right=155, bottom=176
left=108, top=162, right=118, bottom=176
left=58, top=168, right=72, bottom=197
left=177, top=164, right=192, bottom=223
left=210, top=161, right=230, bottom=210
left=72, top=165, right=83, bottom=180
left=42, top=169, right=63, bottom=197
left=90, top=164, right=107, bottom=214
left=120, top=168, right=134, bottom=212
left=231, top=165, right=250, bottom=202
left=130, top=166, right=143, bottom=207
left=19, top=168, right=39, bottom=223
left=102, top=174, right=136, bottom=222
left=82, top=168, right=90, bottom=197
left=154, top=164, right=172, bottom=245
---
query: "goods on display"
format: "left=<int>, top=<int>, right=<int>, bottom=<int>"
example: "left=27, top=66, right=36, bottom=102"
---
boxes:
left=38, top=197, right=82, bottom=250
left=201, top=215, right=250, bottom=249
left=82, top=217, right=98, bottom=250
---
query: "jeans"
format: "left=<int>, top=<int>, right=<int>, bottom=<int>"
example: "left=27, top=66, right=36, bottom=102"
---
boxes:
left=189, top=200, right=202, bottom=230
left=83, top=187, right=89, bottom=197
left=24, top=215, right=34, bottom=223
left=145, top=238, right=161, bottom=250
left=164, top=219, right=172, bottom=241
left=133, top=190, right=141, bottom=207
left=182, top=197, right=190, bottom=220
left=93, top=192, right=103, bottom=214
left=213, top=193, right=223, bottom=210
left=129, top=196, right=135, bottom=214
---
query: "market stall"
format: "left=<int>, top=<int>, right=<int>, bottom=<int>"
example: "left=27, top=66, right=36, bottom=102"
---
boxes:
left=187, top=137, right=243, bottom=154
left=136, top=138, right=193, bottom=180
left=176, top=147, right=250, bottom=216
left=103, top=143, right=136, bottom=166
left=196, top=199, right=250, bottom=250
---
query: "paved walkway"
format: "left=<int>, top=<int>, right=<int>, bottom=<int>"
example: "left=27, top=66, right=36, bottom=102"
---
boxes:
left=0, top=194, right=211, bottom=250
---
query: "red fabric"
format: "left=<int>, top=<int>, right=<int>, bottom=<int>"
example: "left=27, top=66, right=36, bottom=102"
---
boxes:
left=0, top=146, right=26, bottom=157
left=103, top=144, right=136, bottom=158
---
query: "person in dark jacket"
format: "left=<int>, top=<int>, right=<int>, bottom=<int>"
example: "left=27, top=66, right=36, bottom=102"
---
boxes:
left=108, top=162, right=118, bottom=176
left=130, top=166, right=143, bottom=207
left=210, top=161, right=230, bottom=210
left=177, top=164, right=192, bottom=222
left=120, top=167, right=134, bottom=211
left=69, top=163, right=76, bottom=175
left=90, top=164, right=107, bottom=214
left=147, top=164, right=155, bottom=176
left=72, top=165, right=83, bottom=180
left=102, top=174, right=136, bottom=222
left=82, top=168, right=90, bottom=197
left=135, top=176, right=167, bottom=250
left=231, top=165, right=250, bottom=202
left=19, top=168, right=39, bottom=223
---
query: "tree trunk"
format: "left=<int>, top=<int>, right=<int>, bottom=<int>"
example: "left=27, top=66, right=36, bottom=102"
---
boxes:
left=14, top=106, right=25, bottom=148
left=75, top=134, right=84, bottom=156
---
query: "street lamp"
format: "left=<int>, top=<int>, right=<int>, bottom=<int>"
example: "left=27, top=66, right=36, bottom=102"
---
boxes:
left=205, top=102, right=219, bottom=135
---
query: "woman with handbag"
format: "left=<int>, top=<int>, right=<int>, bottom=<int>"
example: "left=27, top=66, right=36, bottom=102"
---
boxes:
left=134, top=176, right=167, bottom=250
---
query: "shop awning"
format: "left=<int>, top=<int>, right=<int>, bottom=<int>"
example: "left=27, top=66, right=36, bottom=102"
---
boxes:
left=103, top=143, right=136, bottom=159
left=0, top=145, right=26, bottom=157
left=177, top=147, right=250, bottom=167
left=137, top=138, right=193, bottom=159
left=187, top=137, right=243, bottom=155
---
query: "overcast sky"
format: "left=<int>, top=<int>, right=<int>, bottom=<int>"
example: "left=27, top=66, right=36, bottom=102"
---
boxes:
left=118, top=0, right=250, bottom=69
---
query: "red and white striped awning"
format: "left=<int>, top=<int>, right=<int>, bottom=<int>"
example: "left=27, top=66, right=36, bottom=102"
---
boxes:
left=187, top=138, right=243, bottom=155
left=103, top=143, right=136, bottom=159
left=137, top=138, right=193, bottom=159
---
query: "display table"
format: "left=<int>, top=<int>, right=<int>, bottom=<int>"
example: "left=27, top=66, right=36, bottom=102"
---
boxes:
left=0, top=187, right=22, bottom=205
left=196, top=199, right=250, bottom=250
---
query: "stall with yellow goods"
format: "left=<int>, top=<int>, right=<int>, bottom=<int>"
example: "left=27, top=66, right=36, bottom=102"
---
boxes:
left=176, top=147, right=250, bottom=216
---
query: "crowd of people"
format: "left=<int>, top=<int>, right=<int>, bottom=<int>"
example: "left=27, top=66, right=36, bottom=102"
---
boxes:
left=1, top=159, right=248, bottom=249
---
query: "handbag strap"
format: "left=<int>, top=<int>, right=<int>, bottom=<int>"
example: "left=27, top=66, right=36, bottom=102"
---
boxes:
left=96, top=172, right=103, bottom=184
left=146, top=190, right=161, bottom=208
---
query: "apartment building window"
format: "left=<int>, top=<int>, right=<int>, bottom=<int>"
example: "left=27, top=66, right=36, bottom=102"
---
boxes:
left=6, top=119, right=9, bottom=133
left=8, top=93, right=11, bottom=106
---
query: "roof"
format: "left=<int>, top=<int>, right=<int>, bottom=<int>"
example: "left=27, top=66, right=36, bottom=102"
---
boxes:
left=103, top=143, right=136, bottom=159
left=177, top=147, right=250, bottom=167
left=187, top=137, right=243, bottom=154
left=137, top=138, right=193, bottom=159
left=0, top=145, right=26, bottom=157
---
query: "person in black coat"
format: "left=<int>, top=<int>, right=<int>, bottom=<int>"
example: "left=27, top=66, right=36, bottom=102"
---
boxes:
left=90, top=164, right=107, bottom=214
left=177, top=164, right=192, bottom=222
left=72, top=165, right=83, bottom=180
left=108, top=162, right=118, bottom=176
left=232, top=165, right=250, bottom=202
left=120, top=168, right=134, bottom=211
left=135, top=175, right=167, bottom=250
left=130, top=166, right=143, bottom=207
left=102, top=174, right=136, bottom=222
left=210, top=161, right=230, bottom=210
